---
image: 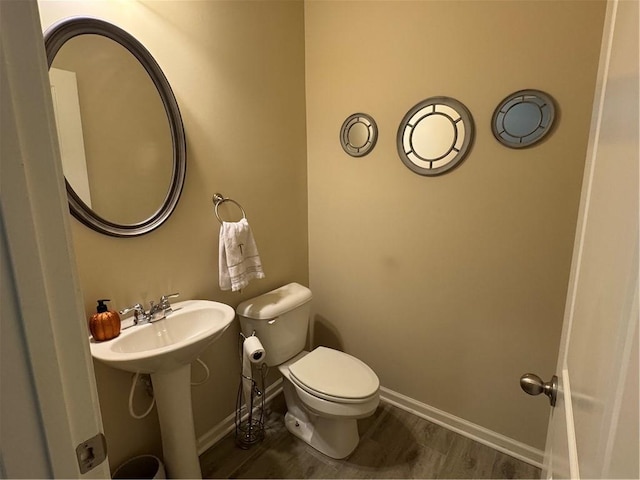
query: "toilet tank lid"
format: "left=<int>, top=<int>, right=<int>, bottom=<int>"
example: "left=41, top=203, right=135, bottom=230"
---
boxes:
left=236, top=283, right=312, bottom=320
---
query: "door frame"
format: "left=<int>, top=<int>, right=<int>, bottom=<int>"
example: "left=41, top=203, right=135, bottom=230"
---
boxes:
left=0, top=0, right=110, bottom=477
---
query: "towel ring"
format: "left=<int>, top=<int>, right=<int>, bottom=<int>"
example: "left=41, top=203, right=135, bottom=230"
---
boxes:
left=212, top=193, right=247, bottom=224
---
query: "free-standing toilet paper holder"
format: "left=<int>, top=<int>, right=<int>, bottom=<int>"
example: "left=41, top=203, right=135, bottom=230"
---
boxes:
left=235, top=332, right=266, bottom=448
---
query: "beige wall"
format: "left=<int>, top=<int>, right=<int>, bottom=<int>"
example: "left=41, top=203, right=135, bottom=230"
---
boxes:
left=305, top=0, right=605, bottom=450
left=38, top=0, right=607, bottom=468
left=39, top=0, right=308, bottom=470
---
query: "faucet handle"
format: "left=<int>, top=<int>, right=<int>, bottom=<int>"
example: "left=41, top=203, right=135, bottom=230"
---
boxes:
left=119, top=303, right=145, bottom=324
left=159, top=292, right=179, bottom=315
left=119, top=303, right=144, bottom=315
left=160, top=292, right=179, bottom=302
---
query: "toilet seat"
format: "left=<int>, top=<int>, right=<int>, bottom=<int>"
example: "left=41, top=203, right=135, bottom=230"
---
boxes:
left=288, top=347, right=379, bottom=403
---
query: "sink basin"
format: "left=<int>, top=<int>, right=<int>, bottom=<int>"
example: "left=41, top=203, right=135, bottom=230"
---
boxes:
left=90, top=300, right=235, bottom=373
left=89, top=299, right=235, bottom=478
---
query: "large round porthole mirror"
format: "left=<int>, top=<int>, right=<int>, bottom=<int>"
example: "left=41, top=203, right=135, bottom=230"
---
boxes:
left=340, top=113, right=378, bottom=157
left=44, top=17, right=186, bottom=237
left=397, top=96, right=474, bottom=176
left=492, top=89, right=556, bottom=148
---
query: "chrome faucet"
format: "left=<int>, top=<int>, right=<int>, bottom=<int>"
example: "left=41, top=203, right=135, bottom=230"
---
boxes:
left=120, top=293, right=179, bottom=327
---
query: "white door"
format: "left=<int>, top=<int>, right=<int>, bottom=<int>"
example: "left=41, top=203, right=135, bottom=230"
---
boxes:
left=0, top=1, right=110, bottom=478
left=538, top=1, right=639, bottom=478
left=49, top=67, right=94, bottom=208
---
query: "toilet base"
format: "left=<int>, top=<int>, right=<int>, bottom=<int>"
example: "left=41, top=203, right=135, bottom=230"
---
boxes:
left=284, top=411, right=359, bottom=459
left=277, top=351, right=378, bottom=460
left=281, top=375, right=360, bottom=459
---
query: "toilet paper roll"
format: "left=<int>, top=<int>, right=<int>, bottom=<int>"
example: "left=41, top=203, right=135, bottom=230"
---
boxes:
left=243, top=335, right=265, bottom=364
left=241, top=335, right=265, bottom=418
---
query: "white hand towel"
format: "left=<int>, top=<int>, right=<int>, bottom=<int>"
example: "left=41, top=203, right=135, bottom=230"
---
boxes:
left=219, top=218, right=265, bottom=292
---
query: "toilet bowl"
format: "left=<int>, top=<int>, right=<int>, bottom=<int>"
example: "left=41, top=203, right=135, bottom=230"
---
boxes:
left=278, top=349, right=379, bottom=459
left=236, top=283, right=380, bottom=459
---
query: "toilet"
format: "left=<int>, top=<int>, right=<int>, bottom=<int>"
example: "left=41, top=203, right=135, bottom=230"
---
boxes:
left=236, top=282, right=380, bottom=459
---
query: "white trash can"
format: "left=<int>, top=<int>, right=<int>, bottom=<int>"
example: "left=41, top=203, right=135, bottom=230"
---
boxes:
left=112, top=455, right=166, bottom=479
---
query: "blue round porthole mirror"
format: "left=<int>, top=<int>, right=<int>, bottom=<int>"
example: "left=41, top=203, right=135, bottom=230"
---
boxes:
left=492, top=89, right=556, bottom=149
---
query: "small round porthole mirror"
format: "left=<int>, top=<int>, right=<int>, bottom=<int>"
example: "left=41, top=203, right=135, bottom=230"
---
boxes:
left=340, top=113, right=378, bottom=157
left=397, top=96, right=474, bottom=176
left=492, top=89, right=556, bottom=148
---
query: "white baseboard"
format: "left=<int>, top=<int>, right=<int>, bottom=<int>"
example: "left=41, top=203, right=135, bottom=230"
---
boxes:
left=197, top=381, right=543, bottom=469
left=379, top=386, right=544, bottom=468
left=196, top=378, right=283, bottom=455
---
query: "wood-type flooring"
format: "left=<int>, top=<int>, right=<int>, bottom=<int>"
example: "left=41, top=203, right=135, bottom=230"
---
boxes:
left=200, top=394, right=541, bottom=479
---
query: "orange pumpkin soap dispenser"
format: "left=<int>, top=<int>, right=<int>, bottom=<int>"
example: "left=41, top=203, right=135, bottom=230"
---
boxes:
left=89, top=299, right=121, bottom=341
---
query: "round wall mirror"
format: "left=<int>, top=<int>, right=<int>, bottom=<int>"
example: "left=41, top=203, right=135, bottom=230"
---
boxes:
left=340, top=113, right=378, bottom=157
left=44, top=17, right=186, bottom=237
left=397, top=96, right=474, bottom=176
left=492, top=89, right=556, bottom=148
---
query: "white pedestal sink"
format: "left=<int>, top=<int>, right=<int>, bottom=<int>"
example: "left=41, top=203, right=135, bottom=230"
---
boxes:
left=90, top=300, right=235, bottom=479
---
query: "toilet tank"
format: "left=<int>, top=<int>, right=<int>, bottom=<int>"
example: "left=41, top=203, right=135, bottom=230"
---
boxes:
left=236, top=283, right=312, bottom=366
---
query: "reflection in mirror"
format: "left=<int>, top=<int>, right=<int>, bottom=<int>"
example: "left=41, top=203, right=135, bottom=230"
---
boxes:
left=397, top=97, right=474, bottom=176
left=45, top=17, right=186, bottom=237
left=492, top=89, right=556, bottom=148
left=340, top=113, right=378, bottom=157
left=50, top=34, right=173, bottom=225
left=348, top=122, right=369, bottom=149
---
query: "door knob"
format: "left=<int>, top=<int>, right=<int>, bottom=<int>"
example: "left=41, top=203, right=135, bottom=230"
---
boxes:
left=520, top=373, right=558, bottom=407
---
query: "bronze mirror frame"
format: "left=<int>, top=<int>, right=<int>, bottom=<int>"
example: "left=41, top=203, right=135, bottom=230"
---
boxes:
left=491, top=89, right=556, bottom=149
left=397, top=96, right=474, bottom=177
left=340, top=113, right=378, bottom=157
left=44, top=17, right=186, bottom=237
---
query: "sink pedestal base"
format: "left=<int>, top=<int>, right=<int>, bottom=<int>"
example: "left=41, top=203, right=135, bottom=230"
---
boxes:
left=151, top=365, right=201, bottom=479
